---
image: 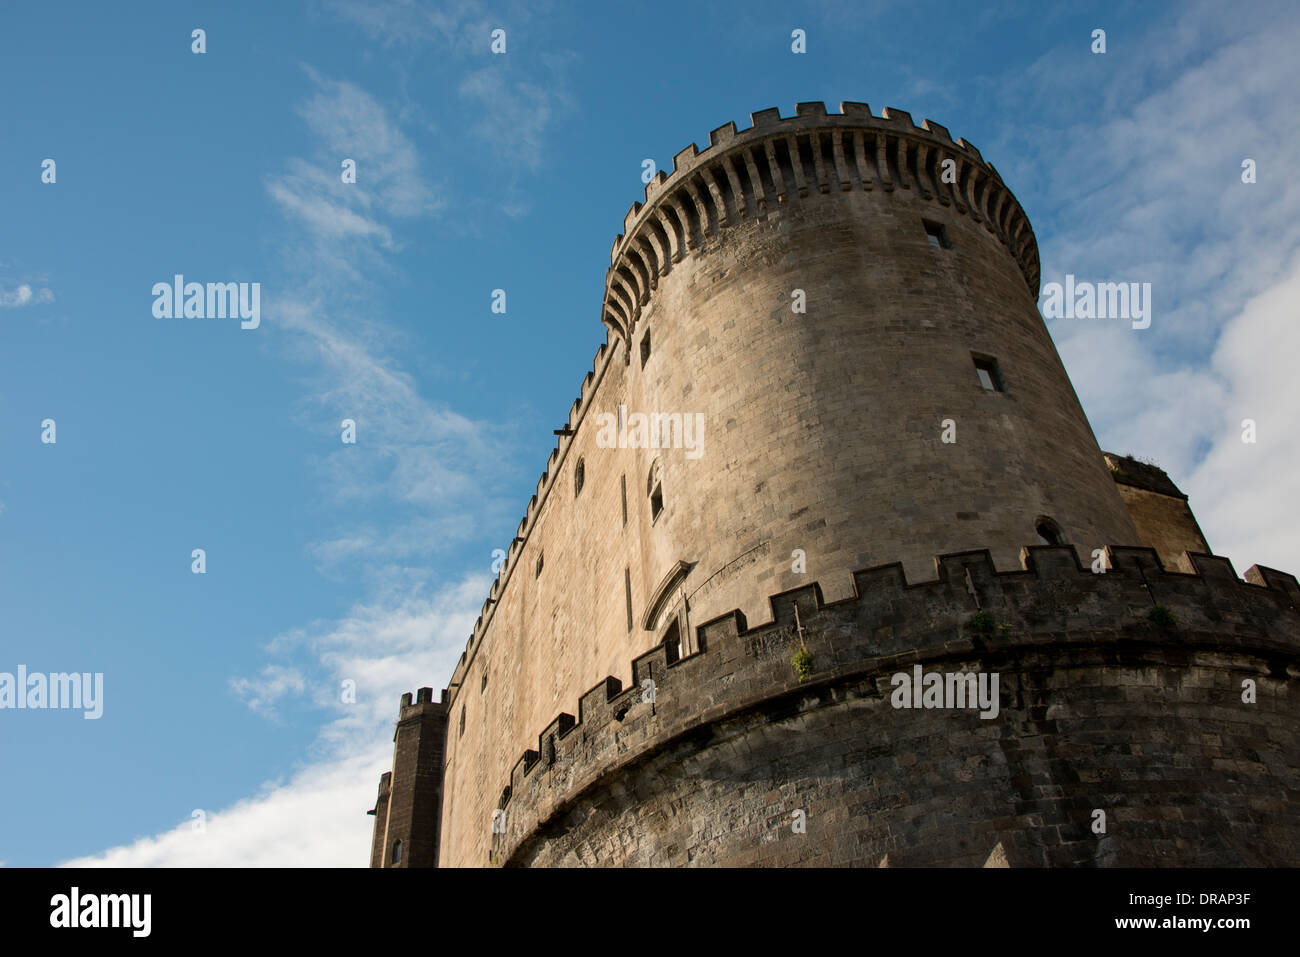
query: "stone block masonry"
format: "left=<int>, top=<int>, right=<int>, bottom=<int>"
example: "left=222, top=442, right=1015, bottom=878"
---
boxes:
left=495, top=546, right=1299, bottom=867
left=368, top=101, right=1298, bottom=868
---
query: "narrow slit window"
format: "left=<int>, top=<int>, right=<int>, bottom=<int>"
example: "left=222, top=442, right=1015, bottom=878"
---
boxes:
left=458, top=705, right=466, bottom=737
left=574, top=457, right=585, bottom=498
left=620, top=473, right=628, bottom=527
left=392, top=840, right=402, bottom=864
left=641, top=332, right=651, bottom=367
left=648, top=460, right=664, bottom=522
left=624, top=567, right=633, bottom=632
left=972, top=354, right=1004, bottom=392
left=923, top=219, right=950, bottom=249
left=535, top=551, right=544, bottom=578
left=663, top=618, right=682, bottom=665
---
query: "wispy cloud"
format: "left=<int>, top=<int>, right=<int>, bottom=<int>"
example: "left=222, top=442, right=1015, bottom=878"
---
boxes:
left=262, top=71, right=512, bottom=555
left=264, top=67, right=442, bottom=270
left=323, top=0, right=497, bottom=52
left=295, top=66, right=442, bottom=219
left=988, top=0, right=1300, bottom=572
left=0, top=283, right=53, bottom=308
left=63, top=68, right=513, bottom=865
left=230, top=665, right=308, bottom=716
left=458, top=67, right=554, bottom=172
left=65, top=572, right=487, bottom=866
left=323, top=0, right=573, bottom=216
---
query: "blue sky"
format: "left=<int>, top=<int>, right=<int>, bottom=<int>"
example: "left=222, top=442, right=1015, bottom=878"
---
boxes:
left=1, top=0, right=1296, bottom=866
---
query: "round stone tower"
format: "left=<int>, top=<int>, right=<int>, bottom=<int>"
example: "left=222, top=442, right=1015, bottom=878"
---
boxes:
left=370, top=103, right=1300, bottom=870
left=603, top=100, right=1138, bottom=634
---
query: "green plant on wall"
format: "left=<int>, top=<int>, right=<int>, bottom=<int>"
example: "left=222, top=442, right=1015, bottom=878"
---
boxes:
left=971, top=610, right=995, bottom=633
left=1148, top=605, right=1177, bottom=629
left=791, top=644, right=814, bottom=682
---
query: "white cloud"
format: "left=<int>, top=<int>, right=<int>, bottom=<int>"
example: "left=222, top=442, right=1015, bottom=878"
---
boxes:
left=267, top=173, right=395, bottom=247
left=0, top=283, right=53, bottom=308
left=1006, top=1, right=1300, bottom=575
left=63, top=574, right=487, bottom=867
left=273, top=297, right=510, bottom=532
left=60, top=67, right=516, bottom=867
left=1184, top=253, right=1300, bottom=573
left=458, top=67, right=553, bottom=172
left=230, top=665, right=308, bottom=716
left=296, top=67, right=441, bottom=219
left=323, top=0, right=494, bottom=52
left=265, top=69, right=440, bottom=258
left=262, top=74, right=512, bottom=540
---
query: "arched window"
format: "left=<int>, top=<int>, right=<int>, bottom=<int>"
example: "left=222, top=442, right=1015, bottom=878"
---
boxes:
left=647, top=459, right=664, bottom=522
left=574, top=457, right=585, bottom=497
left=662, top=617, right=682, bottom=665
left=392, top=840, right=403, bottom=864
left=1035, top=517, right=1064, bottom=546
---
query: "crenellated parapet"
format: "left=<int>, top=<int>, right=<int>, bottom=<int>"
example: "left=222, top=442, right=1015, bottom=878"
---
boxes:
left=488, top=545, right=1299, bottom=866
left=599, top=101, right=1041, bottom=354
left=441, top=102, right=1048, bottom=713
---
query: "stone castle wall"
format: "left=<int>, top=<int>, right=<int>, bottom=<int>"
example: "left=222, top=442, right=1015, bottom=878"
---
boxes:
left=426, top=103, right=1151, bottom=867
left=493, top=546, right=1300, bottom=867
left=371, top=103, right=1295, bottom=868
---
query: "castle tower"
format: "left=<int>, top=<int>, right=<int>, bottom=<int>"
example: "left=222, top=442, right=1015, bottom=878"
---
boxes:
left=370, top=103, right=1300, bottom=868
left=1102, top=453, right=1211, bottom=570
left=596, top=100, right=1139, bottom=631
left=369, top=687, right=447, bottom=868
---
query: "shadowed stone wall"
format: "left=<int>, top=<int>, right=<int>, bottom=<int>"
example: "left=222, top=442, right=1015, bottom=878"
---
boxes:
left=496, top=547, right=1299, bottom=868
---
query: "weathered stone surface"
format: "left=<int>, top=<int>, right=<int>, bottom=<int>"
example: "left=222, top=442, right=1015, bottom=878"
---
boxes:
left=368, top=104, right=1299, bottom=868
left=1105, top=453, right=1212, bottom=570
left=493, top=547, right=1300, bottom=868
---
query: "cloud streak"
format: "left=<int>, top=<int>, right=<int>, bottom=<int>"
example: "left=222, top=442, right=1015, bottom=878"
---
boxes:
left=65, top=68, right=512, bottom=866
left=0, top=283, right=53, bottom=308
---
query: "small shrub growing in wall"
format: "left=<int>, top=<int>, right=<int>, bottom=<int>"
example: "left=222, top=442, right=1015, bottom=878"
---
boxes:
left=970, top=610, right=995, bottom=634
left=1148, top=605, right=1178, bottom=629
left=791, top=646, right=814, bottom=683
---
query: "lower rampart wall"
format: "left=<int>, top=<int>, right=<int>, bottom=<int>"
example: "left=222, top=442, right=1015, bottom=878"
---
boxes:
left=492, top=545, right=1300, bottom=867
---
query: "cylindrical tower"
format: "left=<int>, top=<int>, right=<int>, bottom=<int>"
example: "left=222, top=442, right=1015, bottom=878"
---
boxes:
left=606, top=101, right=1139, bottom=631
left=377, top=103, right=1234, bottom=870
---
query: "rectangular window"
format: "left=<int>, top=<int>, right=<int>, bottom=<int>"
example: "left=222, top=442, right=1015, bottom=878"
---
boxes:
left=923, top=219, right=950, bottom=248
left=624, top=567, right=633, bottom=632
left=972, top=353, right=1004, bottom=392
